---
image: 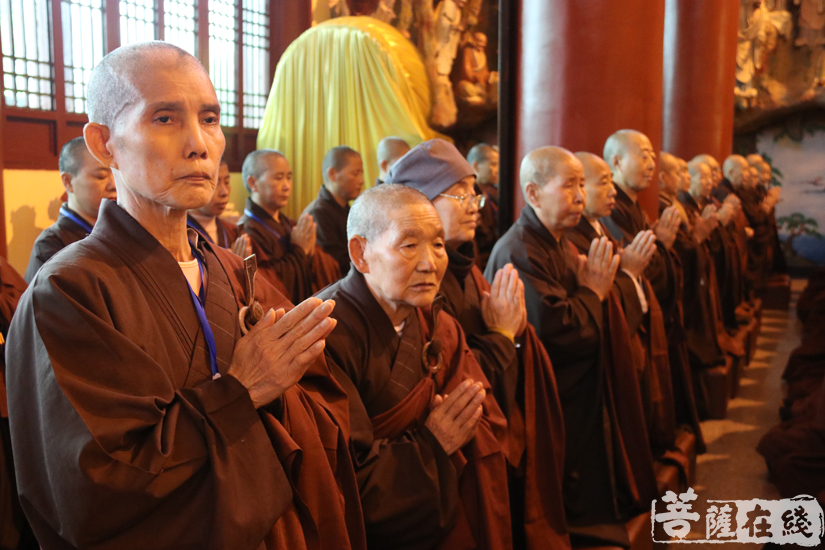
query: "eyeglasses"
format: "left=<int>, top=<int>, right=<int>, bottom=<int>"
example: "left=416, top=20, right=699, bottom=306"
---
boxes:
left=437, top=192, right=486, bottom=209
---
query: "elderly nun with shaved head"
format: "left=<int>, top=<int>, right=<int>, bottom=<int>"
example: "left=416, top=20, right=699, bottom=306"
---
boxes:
left=5, top=42, right=366, bottom=550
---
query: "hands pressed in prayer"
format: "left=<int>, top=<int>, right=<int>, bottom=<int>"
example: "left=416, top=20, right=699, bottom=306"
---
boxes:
left=228, top=297, right=337, bottom=408
left=653, top=206, right=681, bottom=250
left=482, top=263, right=527, bottom=341
left=694, top=205, right=719, bottom=244
left=425, top=379, right=486, bottom=456
left=718, top=196, right=739, bottom=226
left=291, top=213, right=317, bottom=256
left=231, top=234, right=253, bottom=258
left=619, top=230, right=656, bottom=279
left=577, top=236, right=620, bottom=301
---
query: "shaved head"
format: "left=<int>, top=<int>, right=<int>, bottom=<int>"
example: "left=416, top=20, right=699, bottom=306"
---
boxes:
left=519, top=146, right=577, bottom=193
left=603, top=129, right=651, bottom=167
left=746, top=154, right=764, bottom=166
left=347, top=183, right=431, bottom=242
left=377, top=137, right=411, bottom=178
left=687, top=158, right=708, bottom=178
left=87, top=41, right=204, bottom=130
left=723, top=155, right=751, bottom=187
left=574, top=151, right=610, bottom=180
left=242, top=149, right=286, bottom=192
left=659, top=151, right=679, bottom=173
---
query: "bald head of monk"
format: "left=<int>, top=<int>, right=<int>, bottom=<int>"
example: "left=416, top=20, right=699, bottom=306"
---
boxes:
left=322, top=146, right=364, bottom=205
left=692, top=154, right=722, bottom=187
left=347, top=184, right=448, bottom=325
left=658, top=152, right=682, bottom=198
left=575, top=151, right=616, bottom=221
left=688, top=159, right=714, bottom=200
left=603, top=129, right=656, bottom=199
left=376, top=137, right=411, bottom=180
left=520, top=146, right=585, bottom=239
left=84, top=41, right=225, bottom=234
left=723, top=155, right=752, bottom=189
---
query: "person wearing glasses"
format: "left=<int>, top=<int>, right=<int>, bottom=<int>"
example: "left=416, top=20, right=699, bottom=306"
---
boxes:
left=386, top=139, right=570, bottom=549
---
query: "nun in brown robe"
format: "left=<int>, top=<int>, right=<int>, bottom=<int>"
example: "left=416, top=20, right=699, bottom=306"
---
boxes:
left=5, top=43, right=365, bottom=550
left=0, top=258, right=35, bottom=550
left=317, top=184, right=513, bottom=550
left=238, top=151, right=341, bottom=303
left=387, top=139, right=570, bottom=550
left=487, top=146, right=642, bottom=548
left=186, top=159, right=243, bottom=250
left=567, top=153, right=676, bottom=460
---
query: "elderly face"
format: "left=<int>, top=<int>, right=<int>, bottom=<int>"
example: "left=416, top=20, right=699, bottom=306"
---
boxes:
left=250, top=155, right=292, bottom=212
left=679, top=162, right=691, bottom=192
left=330, top=155, right=364, bottom=202
left=475, top=149, right=499, bottom=186
left=529, top=155, right=585, bottom=234
left=66, top=147, right=116, bottom=219
left=690, top=163, right=714, bottom=199
left=432, top=175, right=479, bottom=246
left=615, top=134, right=656, bottom=191
left=583, top=159, right=617, bottom=219
left=708, top=160, right=723, bottom=186
left=197, top=162, right=230, bottom=217
left=107, top=57, right=224, bottom=211
left=659, top=162, right=681, bottom=197
left=748, top=167, right=760, bottom=189
left=363, top=202, right=448, bottom=311
left=759, top=161, right=772, bottom=186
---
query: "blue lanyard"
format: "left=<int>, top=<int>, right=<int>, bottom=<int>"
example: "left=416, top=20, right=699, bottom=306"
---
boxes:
left=60, top=205, right=93, bottom=234
left=186, top=218, right=214, bottom=244
left=243, top=209, right=284, bottom=239
left=185, top=246, right=220, bottom=380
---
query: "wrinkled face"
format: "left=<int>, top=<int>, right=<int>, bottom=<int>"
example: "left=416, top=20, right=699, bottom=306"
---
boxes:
left=583, top=160, right=617, bottom=219
left=330, top=155, right=364, bottom=202
left=251, top=155, right=292, bottom=212
left=363, top=202, right=448, bottom=311
left=198, top=162, right=230, bottom=217
left=748, top=167, right=760, bottom=189
left=432, top=175, right=479, bottom=246
left=475, top=150, right=499, bottom=186
left=615, top=134, right=656, bottom=191
left=690, top=164, right=714, bottom=199
left=68, top=148, right=116, bottom=218
left=727, top=158, right=749, bottom=187
left=529, top=155, right=585, bottom=234
left=108, top=58, right=225, bottom=211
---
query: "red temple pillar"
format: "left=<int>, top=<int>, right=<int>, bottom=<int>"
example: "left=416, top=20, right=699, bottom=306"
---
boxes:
left=512, top=0, right=666, bottom=221
left=662, top=0, right=739, bottom=164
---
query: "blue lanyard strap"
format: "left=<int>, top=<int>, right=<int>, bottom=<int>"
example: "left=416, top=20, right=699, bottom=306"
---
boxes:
left=60, top=205, right=94, bottom=234
left=186, top=218, right=214, bottom=244
left=243, top=209, right=284, bottom=239
left=185, top=246, right=220, bottom=380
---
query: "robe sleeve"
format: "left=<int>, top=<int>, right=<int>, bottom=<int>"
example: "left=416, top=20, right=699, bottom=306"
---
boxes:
left=313, top=209, right=351, bottom=277
left=6, top=267, right=291, bottom=549
left=323, top=321, right=460, bottom=549
left=644, top=243, right=676, bottom=312
left=613, top=270, right=644, bottom=334
left=500, top=248, right=602, bottom=370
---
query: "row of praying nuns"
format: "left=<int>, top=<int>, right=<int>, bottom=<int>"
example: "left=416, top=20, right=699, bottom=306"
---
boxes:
left=0, top=39, right=785, bottom=550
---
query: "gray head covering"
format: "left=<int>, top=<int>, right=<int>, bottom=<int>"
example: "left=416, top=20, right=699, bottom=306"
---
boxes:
left=384, top=139, right=475, bottom=200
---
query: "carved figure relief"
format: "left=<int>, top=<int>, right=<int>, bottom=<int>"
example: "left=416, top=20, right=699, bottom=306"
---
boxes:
left=736, top=0, right=792, bottom=108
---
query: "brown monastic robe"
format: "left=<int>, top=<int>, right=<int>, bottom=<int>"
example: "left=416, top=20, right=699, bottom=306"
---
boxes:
left=303, top=185, right=351, bottom=277
left=186, top=213, right=240, bottom=249
left=440, top=242, right=570, bottom=550
left=0, top=258, right=34, bottom=550
left=318, top=269, right=512, bottom=550
left=485, top=206, right=637, bottom=548
left=24, top=203, right=89, bottom=283
left=602, top=190, right=708, bottom=442
left=5, top=200, right=365, bottom=550
left=566, top=217, right=677, bottom=455
left=473, top=185, right=499, bottom=271
left=238, top=198, right=341, bottom=303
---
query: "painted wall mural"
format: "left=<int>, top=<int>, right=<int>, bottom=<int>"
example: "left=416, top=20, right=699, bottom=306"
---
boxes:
left=755, top=125, right=825, bottom=266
